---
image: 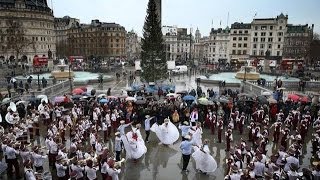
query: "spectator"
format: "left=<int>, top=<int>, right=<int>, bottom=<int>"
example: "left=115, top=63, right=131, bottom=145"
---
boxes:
left=42, top=77, right=47, bottom=88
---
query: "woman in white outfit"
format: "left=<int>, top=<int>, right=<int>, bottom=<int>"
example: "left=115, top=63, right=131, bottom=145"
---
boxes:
left=190, top=122, right=203, bottom=147
left=192, top=139, right=218, bottom=174
left=121, top=124, right=147, bottom=160
left=150, top=118, right=179, bottom=145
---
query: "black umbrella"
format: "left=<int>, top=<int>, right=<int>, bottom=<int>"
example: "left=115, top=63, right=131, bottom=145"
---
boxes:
left=257, top=96, right=268, bottom=104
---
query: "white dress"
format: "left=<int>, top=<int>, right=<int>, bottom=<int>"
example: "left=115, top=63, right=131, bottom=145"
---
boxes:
left=150, top=121, right=179, bottom=145
left=121, top=129, right=147, bottom=159
left=192, top=145, right=217, bottom=173
left=190, top=127, right=203, bottom=147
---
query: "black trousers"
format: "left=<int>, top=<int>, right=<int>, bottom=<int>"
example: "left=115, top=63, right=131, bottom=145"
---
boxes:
left=34, top=166, right=44, bottom=172
left=116, top=151, right=121, bottom=162
left=7, top=158, right=20, bottom=177
left=182, top=154, right=191, bottom=170
left=145, top=130, right=150, bottom=141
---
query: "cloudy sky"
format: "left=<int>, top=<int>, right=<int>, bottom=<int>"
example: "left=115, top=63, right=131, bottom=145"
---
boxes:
left=51, top=0, right=320, bottom=36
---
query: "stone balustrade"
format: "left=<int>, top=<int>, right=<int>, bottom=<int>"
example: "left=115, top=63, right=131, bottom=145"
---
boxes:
left=21, top=80, right=72, bottom=101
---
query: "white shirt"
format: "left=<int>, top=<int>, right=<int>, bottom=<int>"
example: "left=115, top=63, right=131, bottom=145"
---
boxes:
left=190, top=111, right=198, bottom=122
left=144, top=118, right=152, bottom=131
left=284, top=156, right=299, bottom=172
left=102, top=122, right=108, bottom=131
left=101, top=162, right=109, bottom=174
left=55, top=163, right=67, bottom=177
left=85, top=166, right=98, bottom=180
left=95, top=142, right=103, bottom=155
left=24, top=168, right=36, bottom=180
left=20, top=151, right=31, bottom=163
left=70, top=164, right=84, bottom=179
left=48, top=140, right=58, bottom=154
left=32, top=153, right=47, bottom=167
left=90, top=133, right=96, bottom=145
left=107, top=168, right=121, bottom=180
left=6, top=146, right=19, bottom=159
left=253, top=161, right=265, bottom=177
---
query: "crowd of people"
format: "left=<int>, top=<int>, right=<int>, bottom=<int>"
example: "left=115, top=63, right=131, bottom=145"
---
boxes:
left=0, top=85, right=320, bottom=180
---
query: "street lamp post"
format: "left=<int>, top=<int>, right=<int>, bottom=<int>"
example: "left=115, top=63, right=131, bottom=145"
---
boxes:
left=37, top=68, right=41, bottom=91
left=69, top=64, right=72, bottom=94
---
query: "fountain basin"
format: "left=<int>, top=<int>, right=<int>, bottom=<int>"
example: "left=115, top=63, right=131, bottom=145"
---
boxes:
left=202, top=72, right=300, bottom=83
left=15, top=71, right=113, bottom=84
left=235, top=66, right=260, bottom=80
left=51, top=70, right=75, bottom=80
left=235, top=72, right=260, bottom=80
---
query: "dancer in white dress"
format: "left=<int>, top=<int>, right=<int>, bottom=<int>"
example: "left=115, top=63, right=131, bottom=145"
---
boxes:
left=190, top=122, right=203, bottom=147
left=121, top=124, right=147, bottom=160
left=150, top=118, right=179, bottom=145
left=192, top=139, right=218, bottom=173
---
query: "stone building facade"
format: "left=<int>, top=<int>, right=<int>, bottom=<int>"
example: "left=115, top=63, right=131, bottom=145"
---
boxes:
left=126, top=30, right=141, bottom=60
left=250, top=14, right=288, bottom=59
left=0, top=0, right=55, bottom=65
left=67, top=19, right=126, bottom=58
left=229, top=22, right=251, bottom=63
left=283, top=24, right=313, bottom=64
left=54, top=16, right=79, bottom=58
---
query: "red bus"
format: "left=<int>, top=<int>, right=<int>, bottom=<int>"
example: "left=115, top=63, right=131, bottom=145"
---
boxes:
left=33, top=55, right=48, bottom=67
left=69, top=56, right=84, bottom=63
left=281, top=59, right=304, bottom=70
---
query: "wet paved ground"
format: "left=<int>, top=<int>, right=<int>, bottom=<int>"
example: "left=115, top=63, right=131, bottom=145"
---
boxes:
left=1, top=122, right=312, bottom=180
left=1, top=68, right=315, bottom=179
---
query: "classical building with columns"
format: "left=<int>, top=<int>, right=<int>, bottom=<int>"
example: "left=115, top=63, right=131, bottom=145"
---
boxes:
left=0, top=0, right=55, bottom=65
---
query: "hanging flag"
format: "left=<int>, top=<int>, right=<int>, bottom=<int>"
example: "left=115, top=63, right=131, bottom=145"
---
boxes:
left=220, top=20, right=222, bottom=26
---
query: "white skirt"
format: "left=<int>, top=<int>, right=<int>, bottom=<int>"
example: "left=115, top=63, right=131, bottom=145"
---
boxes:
left=150, top=121, right=179, bottom=145
left=121, top=132, right=147, bottom=160
left=192, top=146, right=217, bottom=173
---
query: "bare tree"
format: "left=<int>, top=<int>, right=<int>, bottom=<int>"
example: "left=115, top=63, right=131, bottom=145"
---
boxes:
left=314, top=32, right=320, bottom=40
left=3, top=19, right=35, bottom=61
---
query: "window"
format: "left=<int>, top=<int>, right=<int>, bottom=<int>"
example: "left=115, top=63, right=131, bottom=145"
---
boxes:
left=253, top=38, right=258, bottom=42
left=253, top=50, right=256, bottom=55
left=253, top=44, right=257, bottom=49
left=244, top=43, right=247, bottom=48
left=278, top=45, right=281, bottom=49
left=238, top=37, right=242, bottom=41
left=233, top=30, right=237, bottom=34
left=239, top=30, right=243, bottom=34
left=261, top=32, right=266, bottom=36
left=232, top=50, right=236, bottom=54
left=237, top=50, right=242, bottom=55
left=278, top=38, right=282, bottom=42
left=254, top=32, right=258, bottom=36
left=277, top=51, right=280, bottom=56
left=261, top=38, right=266, bottom=42
left=260, top=50, right=264, bottom=56
left=268, top=44, right=272, bottom=49
left=244, top=30, right=248, bottom=34
left=233, top=37, right=236, bottom=41
left=238, top=44, right=242, bottom=48
left=244, top=37, right=248, bottom=41
left=243, top=50, right=247, bottom=54
left=270, top=26, right=273, bottom=30
left=278, top=32, right=283, bottom=36
left=269, top=32, right=273, bottom=36
left=232, top=43, right=236, bottom=47
left=255, top=26, right=258, bottom=30
left=261, top=26, right=267, bottom=30
left=260, top=44, right=264, bottom=48
left=279, top=26, right=282, bottom=30
left=268, top=38, right=273, bottom=42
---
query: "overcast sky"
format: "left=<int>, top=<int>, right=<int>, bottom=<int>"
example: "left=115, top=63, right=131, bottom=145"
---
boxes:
left=51, top=0, right=320, bottom=36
